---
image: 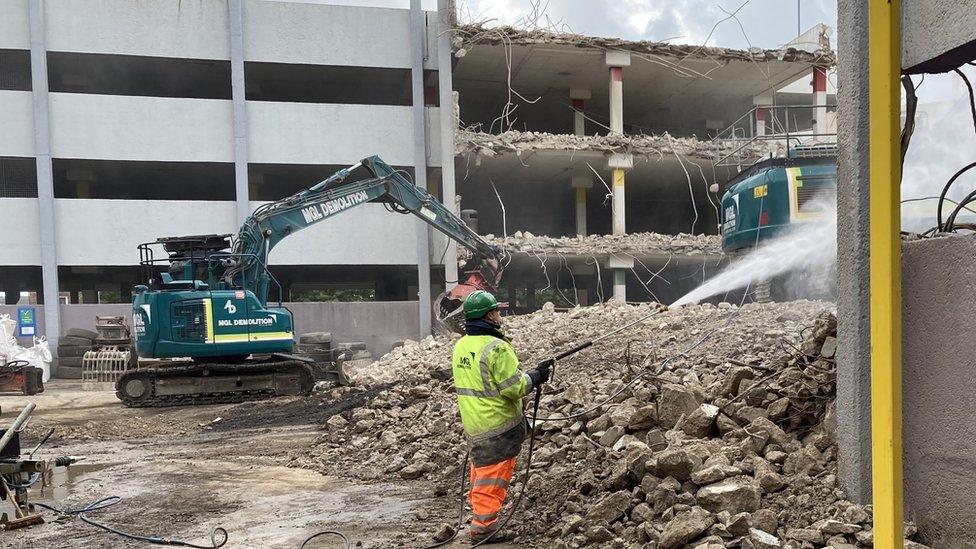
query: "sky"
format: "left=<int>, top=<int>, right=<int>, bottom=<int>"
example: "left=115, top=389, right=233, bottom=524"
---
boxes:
left=293, top=0, right=837, bottom=51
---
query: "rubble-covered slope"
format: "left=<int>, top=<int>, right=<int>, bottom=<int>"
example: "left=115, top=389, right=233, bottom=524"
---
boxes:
left=304, top=301, right=929, bottom=548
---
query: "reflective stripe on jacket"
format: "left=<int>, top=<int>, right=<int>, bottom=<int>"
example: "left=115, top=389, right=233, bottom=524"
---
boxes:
left=452, top=334, right=530, bottom=441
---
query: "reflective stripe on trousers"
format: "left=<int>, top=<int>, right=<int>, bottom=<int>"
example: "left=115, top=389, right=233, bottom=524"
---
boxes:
left=468, top=457, right=516, bottom=536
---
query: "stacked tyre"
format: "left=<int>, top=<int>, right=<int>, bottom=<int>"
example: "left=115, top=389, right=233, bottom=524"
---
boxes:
left=297, top=332, right=336, bottom=380
left=57, top=328, right=96, bottom=379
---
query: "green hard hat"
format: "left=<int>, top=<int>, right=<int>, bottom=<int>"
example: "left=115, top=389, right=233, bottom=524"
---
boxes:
left=463, top=290, right=499, bottom=320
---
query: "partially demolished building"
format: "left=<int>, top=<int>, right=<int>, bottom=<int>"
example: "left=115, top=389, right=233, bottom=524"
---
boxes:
left=0, top=0, right=834, bottom=348
left=450, top=21, right=835, bottom=308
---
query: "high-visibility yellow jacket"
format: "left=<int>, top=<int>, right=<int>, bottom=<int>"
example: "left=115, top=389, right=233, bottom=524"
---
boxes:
left=452, top=334, right=530, bottom=442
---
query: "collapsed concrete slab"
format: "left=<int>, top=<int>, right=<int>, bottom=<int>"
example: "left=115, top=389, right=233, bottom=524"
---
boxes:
left=456, top=129, right=758, bottom=162
left=453, top=24, right=837, bottom=67
left=486, top=231, right=723, bottom=259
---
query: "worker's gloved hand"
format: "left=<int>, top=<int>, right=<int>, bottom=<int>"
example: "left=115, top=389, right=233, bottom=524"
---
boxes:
left=527, top=362, right=552, bottom=387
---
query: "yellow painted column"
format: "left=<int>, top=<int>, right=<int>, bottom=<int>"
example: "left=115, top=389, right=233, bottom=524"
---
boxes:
left=869, top=0, right=903, bottom=546
left=612, top=168, right=626, bottom=235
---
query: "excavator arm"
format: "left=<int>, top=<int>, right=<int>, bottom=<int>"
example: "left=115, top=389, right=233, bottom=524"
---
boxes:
left=219, top=155, right=504, bottom=331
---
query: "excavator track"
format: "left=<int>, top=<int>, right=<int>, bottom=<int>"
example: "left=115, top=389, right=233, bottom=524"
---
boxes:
left=115, top=359, right=315, bottom=408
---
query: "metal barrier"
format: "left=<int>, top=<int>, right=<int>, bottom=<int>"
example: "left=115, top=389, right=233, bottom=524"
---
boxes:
left=711, top=104, right=838, bottom=169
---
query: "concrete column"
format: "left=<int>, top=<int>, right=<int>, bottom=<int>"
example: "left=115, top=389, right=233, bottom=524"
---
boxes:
left=752, top=92, right=773, bottom=137
left=29, top=0, right=60, bottom=355
left=570, top=88, right=590, bottom=136
left=813, top=66, right=829, bottom=137
left=437, top=0, right=459, bottom=291
left=572, top=175, right=591, bottom=236
left=411, top=0, right=431, bottom=337
left=835, top=0, right=872, bottom=504
left=606, top=52, right=630, bottom=302
left=755, top=107, right=767, bottom=137
left=607, top=256, right=634, bottom=303
left=229, top=0, right=250, bottom=225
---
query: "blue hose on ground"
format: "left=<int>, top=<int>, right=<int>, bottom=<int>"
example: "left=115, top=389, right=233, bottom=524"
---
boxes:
left=35, top=497, right=228, bottom=548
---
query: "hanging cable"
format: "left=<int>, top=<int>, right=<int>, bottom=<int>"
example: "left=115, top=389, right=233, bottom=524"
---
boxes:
left=936, top=161, right=976, bottom=231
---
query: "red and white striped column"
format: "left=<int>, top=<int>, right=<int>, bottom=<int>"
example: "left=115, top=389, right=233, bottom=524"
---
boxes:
left=812, top=66, right=828, bottom=137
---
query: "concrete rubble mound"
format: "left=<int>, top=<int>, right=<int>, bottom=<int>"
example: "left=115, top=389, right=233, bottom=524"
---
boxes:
left=457, top=129, right=752, bottom=161
left=452, top=24, right=837, bottom=67
left=487, top=231, right=723, bottom=258
left=304, top=301, right=930, bottom=548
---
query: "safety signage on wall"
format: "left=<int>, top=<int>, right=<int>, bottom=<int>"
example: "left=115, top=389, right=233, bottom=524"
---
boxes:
left=17, top=306, right=36, bottom=337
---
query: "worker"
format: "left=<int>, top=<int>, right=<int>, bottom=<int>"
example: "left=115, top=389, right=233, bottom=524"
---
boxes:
left=451, top=290, right=551, bottom=544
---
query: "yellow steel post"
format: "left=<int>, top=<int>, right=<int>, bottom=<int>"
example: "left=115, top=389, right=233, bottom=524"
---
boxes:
left=869, top=0, right=904, bottom=546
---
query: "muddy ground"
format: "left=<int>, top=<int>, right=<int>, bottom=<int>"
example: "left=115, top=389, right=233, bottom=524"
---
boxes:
left=1, top=382, right=484, bottom=549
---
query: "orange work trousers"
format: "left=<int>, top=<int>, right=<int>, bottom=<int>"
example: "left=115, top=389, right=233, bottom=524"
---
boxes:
left=468, top=457, right=516, bottom=537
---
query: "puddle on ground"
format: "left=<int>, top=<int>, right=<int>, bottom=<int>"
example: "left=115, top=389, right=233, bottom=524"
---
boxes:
left=0, top=462, right=114, bottom=523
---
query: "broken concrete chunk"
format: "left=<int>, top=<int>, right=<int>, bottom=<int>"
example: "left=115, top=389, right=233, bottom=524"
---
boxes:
left=750, top=508, right=778, bottom=534
left=695, top=477, right=761, bottom=514
left=722, top=366, right=755, bottom=396
left=690, top=463, right=741, bottom=485
left=586, top=490, right=632, bottom=523
left=743, top=528, right=781, bottom=549
left=600, top=425, right=625, bottom=447
left=821, top=336, right=837, bottom=358
left=585, top=525, right=615, bottom=543
left=752, top=457, right=785, bottom=493
left=627, top=405, right=658, bottom=431
left=658, top=384, right=700, bottom=429
left=680, top=403, right=720, bottom=438
left=657, top=507, right=716, bottom=549
left=725, top=512, right=753, bottom=537
left=651, top=448, right=703, bottom=481
left=818, top=519, right=861, bottom=535
left=399, top=461, right=428, bottom=480
left=787, top=527, right=824, bottom=543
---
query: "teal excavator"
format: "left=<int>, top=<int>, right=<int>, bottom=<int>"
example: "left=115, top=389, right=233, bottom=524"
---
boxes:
left=116, top=156, right=503, bottom=407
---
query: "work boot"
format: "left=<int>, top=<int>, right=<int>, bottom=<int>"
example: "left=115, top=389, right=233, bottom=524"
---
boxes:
left=469, top=525, right=513, bottom=545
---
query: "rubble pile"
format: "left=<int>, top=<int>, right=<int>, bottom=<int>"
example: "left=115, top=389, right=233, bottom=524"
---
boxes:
left=487, top=231, right=723, bottom=258
left=456, top=129, right=753, bottom=161
left=453, top=24, right=837, bottom=66
left=305, top=301, right=930, bottom=548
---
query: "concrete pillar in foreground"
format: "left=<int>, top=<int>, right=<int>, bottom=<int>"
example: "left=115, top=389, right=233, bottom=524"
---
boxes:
left=437, top=0, right=459, bottom=291
left=835, top=0, right=872, bottom=504
left=572, top=176, right=591, bottom=236
left=228, top=0, right=250, bottom=225
left=570, top=88, right=590, bottom=136
left=410, top=0, right=431, bottom=337
left=813, top=66, right=829, bottom=138
left=29, top=0, right=60, bottom=357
